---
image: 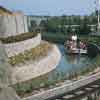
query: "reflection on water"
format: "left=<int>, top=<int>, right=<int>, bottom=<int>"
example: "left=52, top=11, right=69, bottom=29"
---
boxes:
left=38, top=45, right=93, bottom=82
left=29, top=44, right=94, bottom=86
left=55, top=45, right=91, bottom=72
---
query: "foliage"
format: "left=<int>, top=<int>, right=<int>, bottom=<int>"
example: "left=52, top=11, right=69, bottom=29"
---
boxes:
left=8, top=42, right=52, bottom=66
left=39, top=20, right=47, bottom=28
left=79, top=16, right=91, bottom=34
left=0, top=6, right=12, bottom=14
left=29, top=20, right=37, bottom=32
left=46, top=17, right=60, bottom=32
left=12, top=53, right=100, bottom=98
left=78, top=35, right=100, bottom=44
left=29, top=15, right=97, bottom=35
left=0, top=32, right=37, bottom=43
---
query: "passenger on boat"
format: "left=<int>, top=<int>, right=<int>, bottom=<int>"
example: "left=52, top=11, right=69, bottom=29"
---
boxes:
left=72, top=33, right=77, bottom=41
left=79, top=41, right=86, bottom=49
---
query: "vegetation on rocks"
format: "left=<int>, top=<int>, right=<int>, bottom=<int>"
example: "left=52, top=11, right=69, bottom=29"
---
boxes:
left=42, top=32, right=100, bottom=44
left=0, top=6, right=12, bottom=15
left=8, top=42, right=52, bottom=66
left=78, top=35, right=100, bottom=44
left=69, top=54, right=100, bottom=80
left=12, top=54, right=100, bottom=98
left=12, top=73, right=61, bottom=98
left=0, top=32, right=37, bottom=43
left=29, top=14, right=97, bottom=35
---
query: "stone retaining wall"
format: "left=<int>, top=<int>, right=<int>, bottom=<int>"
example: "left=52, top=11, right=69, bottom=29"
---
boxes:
left=0, top=15, right=28, bottom=37
left=4, top=33, right=41, bottom=57
left=11, top=44, right=61, bottom=84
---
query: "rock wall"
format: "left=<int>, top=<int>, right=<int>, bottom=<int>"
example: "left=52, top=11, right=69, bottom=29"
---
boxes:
left=0, top=15, right=28, bottom=37
left=11, top=44, right=61, bottom=84
left=0, top=87, right=20, bottom=100
left=0, top=42, right=20, bottom=100
left=0, top=42, right=12, bottom=87
left=4, top=33, right=41, bottom=57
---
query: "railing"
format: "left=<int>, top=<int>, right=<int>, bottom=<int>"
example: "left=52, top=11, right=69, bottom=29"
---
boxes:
left=22, top=72, right=100, bottom=100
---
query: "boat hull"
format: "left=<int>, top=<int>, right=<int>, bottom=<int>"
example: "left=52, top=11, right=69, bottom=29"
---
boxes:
left=65, top=48, right=87, bottom=55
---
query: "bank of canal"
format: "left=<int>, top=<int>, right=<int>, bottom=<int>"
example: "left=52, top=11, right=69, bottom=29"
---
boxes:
left=12, top=44, right=99, bottom=98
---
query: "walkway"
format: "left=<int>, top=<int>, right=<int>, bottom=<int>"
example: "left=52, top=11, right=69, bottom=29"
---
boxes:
left=23, top=71, right=100, bottom=100
left=49, top=79, right=100, bottom=100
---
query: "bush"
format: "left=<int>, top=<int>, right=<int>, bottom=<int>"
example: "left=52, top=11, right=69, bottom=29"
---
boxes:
left=8, top=42, right=52, bottom=66
left=0, top=32, right=37, bottom=43
left=0, top=6, right=12, bottom=14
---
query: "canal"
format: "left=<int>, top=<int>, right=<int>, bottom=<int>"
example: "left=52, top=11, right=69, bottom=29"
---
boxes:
left=41, top=44, right=94, bottom=83
left=14, top=44, right=97, bottom=97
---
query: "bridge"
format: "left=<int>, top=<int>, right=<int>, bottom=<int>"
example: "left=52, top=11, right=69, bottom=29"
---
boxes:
left=23, top=71, right=100, bottom=100
left=48, top=79, right=100, bottom=100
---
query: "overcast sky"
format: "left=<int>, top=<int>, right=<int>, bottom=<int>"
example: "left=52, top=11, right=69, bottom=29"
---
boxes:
left=0, top=0, right=96, bottom=16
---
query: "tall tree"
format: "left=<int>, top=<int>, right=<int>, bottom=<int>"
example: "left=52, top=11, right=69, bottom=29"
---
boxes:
left=30, top=20, right=37, bottom=32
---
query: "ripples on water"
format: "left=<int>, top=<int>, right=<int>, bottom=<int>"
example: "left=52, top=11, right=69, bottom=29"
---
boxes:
left=31, top=44, right=94, bottom=84
left=46, top=45, right=93, bottom=81
left=14, top=44, right=95, bottom=95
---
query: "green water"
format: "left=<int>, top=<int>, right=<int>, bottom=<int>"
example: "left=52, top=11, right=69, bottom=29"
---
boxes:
left=26, top=44, right=94, bottom=86
left=14, top=44, right=96, bottom=96
left=44, top=45, right=93, bottom=81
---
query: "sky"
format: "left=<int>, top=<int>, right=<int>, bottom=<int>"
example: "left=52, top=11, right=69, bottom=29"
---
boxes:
left=0, top=0, right=97, bottom=16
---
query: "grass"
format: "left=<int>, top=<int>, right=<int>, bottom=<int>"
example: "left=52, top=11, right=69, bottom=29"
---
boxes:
left=12, top=74, right=60, bottom=97
left=70, top=54, right=100, bottom=80
left=8, top=42, right=52, bottom=66
left=12, top=54, right=100, bottom=98
left=0, top=6, right=12, bottom=15
left=10, top=32, right=100, bottom=97
left=0, top=32, right=37, bottom=44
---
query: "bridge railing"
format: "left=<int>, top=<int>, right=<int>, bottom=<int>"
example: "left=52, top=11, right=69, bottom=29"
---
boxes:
left=22, top=71, right=100, bottom=100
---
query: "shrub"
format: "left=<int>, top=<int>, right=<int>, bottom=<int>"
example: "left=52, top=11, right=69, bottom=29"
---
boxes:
left=8, top=42, right=52, bottom=66
left=0, top=6, right=12, bottom=14
left=0, top=32, right=37, bottom=43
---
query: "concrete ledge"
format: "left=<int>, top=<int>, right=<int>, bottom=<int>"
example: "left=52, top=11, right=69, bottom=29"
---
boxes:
left=4, top=34, right=41, bottom=57
left=11, top=44, right=61, bottom=84
left=0, top=87, right=20, bottom=100
left=22, top=71, right=100, bottom=100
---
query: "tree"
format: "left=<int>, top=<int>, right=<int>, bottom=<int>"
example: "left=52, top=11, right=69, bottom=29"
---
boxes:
left=79, top=16, right=91, bottom=35
left=67, top=26, right=72, bottom=33
left=39, top=20, right=47, bottom=32
left=30, top=20, right=37, bottom=32
left=39, top=20, right=47, bottom=27
left=61, top=15, right=67, bottom=25
left=31, top=20, right=37, bottom=27
left=46, top=17, right=60, bottom=32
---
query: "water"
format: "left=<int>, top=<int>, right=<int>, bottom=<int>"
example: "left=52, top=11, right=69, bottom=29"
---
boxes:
left=46, top=45, right=93, bottom=81
left=14, top=44, right=95, bottom=96
left=57, top=45, right=92, bottom=72
left=31, top=44, right=94, bottom=85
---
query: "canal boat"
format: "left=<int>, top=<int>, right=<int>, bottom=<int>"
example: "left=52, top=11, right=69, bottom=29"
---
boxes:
left=64, top=34, right=87, bottom=54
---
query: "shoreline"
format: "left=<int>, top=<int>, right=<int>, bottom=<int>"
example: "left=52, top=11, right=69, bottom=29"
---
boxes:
left=22, top=67, right=100, bottom=100
left=11, top=44, right=61, bottom=84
